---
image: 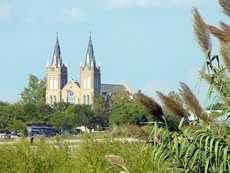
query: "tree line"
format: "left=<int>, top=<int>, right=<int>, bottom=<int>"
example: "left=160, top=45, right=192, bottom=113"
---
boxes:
left=0, top=75, right=165, bottom=134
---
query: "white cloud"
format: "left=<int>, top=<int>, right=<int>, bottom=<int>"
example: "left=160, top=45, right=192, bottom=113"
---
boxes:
left=103, top=0, right=205, bottom=9
left=62, top=8, right=85, bottom=22
left=24, top=7, right=85, bottom=24
left=0, top=2, right=11, bottom=20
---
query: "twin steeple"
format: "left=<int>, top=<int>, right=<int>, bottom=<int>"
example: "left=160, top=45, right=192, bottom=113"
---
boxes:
left=83, top=33, right=97, bottom=69
left=50, top=33, right=63, bottom=67
left=50, top=32, right=97, bottom=69
left=46, top=32, right=101, bottom=105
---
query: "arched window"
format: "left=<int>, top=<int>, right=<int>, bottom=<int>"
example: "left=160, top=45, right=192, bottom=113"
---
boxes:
left=54, top=78, right=58, bottom=89
left=87, top=95, right=90, bottom=105
left=83, top=95, right=87, bottom=104
left=83, top=77, right=87, bottom=89
left=50, top=96, right=53, bottom=104
left=67, top=91, right=75, bottom=104
left=49, top=78, right=53, bottom=89
left=87, top=77, right=91, bottom=89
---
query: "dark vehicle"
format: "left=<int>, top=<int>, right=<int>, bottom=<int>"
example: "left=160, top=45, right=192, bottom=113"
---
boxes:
left=0, top=131, right=20, bottom=139
left=27, top=125, right=57, bottom=137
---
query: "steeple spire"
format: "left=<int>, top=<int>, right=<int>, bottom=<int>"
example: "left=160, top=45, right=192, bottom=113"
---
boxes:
left=50, top=32, right=62, bottom=67
left=83, top=32, right=96, bottom=69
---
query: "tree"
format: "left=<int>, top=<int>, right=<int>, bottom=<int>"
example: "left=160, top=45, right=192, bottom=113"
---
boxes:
left=0, top=103, right=28, bottom=132
left=109, top=91, right=150, bottom=126
left=109, top=100, right=149, bottom=126
left=93, top=96, right=109, bottom=128
left=0, top=103, right=13, bottom=131
left=20, top=74, right=46, bottom=105
left=50, top=105, right=94, bottom=130
left=50, top=111, right=75, bottom=130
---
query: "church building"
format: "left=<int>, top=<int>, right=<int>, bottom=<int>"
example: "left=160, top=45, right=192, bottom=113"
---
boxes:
left=46, top=34, right=128, bottom=105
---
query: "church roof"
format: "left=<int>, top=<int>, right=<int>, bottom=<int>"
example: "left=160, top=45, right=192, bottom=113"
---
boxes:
left=101, top=84, right=127, bottom=93
left=50, top=33, right=63, bottom=67
left=83, top=33, right=96, bottom=69
left=62, top=80, right=80, bottom=91
left=73, top=81, right=80, bottom=87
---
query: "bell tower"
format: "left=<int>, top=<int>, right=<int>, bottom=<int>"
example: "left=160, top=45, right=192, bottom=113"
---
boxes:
left=80, top=33, right=101, bottom=105
left=46, top=33, right=68, bottom=104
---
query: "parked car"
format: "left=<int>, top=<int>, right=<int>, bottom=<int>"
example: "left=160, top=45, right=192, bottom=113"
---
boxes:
left=0, top=132, right=6, bottom=138
left=10, top=132, right=20, bottom=139
left=0, top=131, right=20, bottom=139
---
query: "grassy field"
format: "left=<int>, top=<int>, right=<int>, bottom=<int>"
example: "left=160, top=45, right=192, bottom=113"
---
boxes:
left=0, top=132, right=169, bottom=173
left=0, top=125, right=229, bottom=173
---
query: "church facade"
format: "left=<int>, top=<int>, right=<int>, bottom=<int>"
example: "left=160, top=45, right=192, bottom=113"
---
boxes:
left=46, top=34, right=128, bottom=105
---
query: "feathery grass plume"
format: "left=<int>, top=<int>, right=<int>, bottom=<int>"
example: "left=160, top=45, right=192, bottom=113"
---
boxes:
left=192, top=8, right=211, bottom=54
left=179, top=82, right=214, bottom=124
left=156, top=91, right=189, bottom=118
left=200, top=71, right=213, bottom=84
left=208, top=24, right=230, bottom=42
left=219, top=0, right=230, bottom=16
left=135, top=92, right=165, bottom=122
left=105, top=155, right=129, bottom=172
left=220, top=42, right=230, bottom=72
left=220, top=22, right=230, bottom=34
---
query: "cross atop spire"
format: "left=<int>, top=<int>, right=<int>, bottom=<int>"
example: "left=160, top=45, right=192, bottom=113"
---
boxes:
left=89, top=31, right=92, bottom=41
left=83, top=32, right=96, bottom=69
left=50, top=32, right=63, bottom=67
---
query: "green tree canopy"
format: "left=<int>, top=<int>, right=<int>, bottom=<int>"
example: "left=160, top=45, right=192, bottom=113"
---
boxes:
left=50, top=105, right=94, bottom=130
left=20, top=74, right=46, bottom=105
left=109, top=91, right=150, bottom=126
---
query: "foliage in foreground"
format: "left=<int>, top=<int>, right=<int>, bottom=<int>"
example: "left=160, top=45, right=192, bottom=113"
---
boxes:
left=0, top=139, right=76, bottom=173
left=108, top=124, right=230, bottom=173
left=0, top=136, right=171, bottom=173
left=0, top=123, right=228, bottom=173
left=104, top=1, right=230, bottom=172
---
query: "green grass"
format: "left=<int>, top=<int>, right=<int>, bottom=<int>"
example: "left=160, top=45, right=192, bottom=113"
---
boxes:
left=0, top=125, right=229, bottom=173
left=0, top=139, right=76, bottom=173
left=0, top=134, right=171, bottom=173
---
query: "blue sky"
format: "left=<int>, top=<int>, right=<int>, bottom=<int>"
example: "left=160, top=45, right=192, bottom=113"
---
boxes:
left=0, top=0, right=227, bottom=104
